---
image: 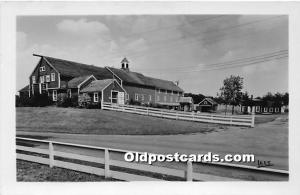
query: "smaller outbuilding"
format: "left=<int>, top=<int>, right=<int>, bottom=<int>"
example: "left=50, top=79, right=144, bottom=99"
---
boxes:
left=179, top=97, right=194, bottom=112
left=197, top=97, right=218, bottom=113
left=79, top=79, right=126, bottom=108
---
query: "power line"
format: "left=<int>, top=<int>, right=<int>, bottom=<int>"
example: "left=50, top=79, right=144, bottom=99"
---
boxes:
left=134, top=50, right=288, bottom=71
left=134, top=50, right=288, bottom=74
left=100, top=16, right=285, bottom=60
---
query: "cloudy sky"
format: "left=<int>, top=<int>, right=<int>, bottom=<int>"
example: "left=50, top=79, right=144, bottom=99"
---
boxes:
left=17, top=15, right=288, bottom=97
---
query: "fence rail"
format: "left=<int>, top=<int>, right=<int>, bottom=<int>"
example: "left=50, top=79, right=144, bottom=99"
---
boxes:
left=16, top=137, right=288, bottom=181
left=102, top=102, right=255, bottom=127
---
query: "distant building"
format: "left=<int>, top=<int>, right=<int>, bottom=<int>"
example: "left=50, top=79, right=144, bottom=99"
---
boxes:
left=179, top=97, right=194, bottom=111
left=18, top=54, right=184, bottom=108
left=241, top=98, right=285, bottom=114
left=196, top=97, right=218, bottom=112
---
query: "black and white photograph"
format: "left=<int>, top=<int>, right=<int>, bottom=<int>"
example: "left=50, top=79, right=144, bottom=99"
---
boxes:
left=1, top=1, right=300, bottom=195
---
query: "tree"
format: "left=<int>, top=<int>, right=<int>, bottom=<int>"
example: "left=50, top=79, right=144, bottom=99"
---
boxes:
left=219, top=75, right=244, bottom=115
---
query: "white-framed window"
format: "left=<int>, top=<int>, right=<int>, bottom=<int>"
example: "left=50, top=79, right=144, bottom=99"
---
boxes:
left=52, top=90, right=57, bottom=101
left=40, top=76, right=44, bottom=83
left=141, top=94, right=144, bottom=101
left=275, top=107, right=279, bottom=113
left=32, top=76, right=36, bottom=84
left=135, top=94, right=138, bottom=101
left=269, top=107, right=273, bottom=112
left=157, top=95, right=160, bottom=101
left=51, top=73, right=55, bottom=81
left=264, top=107, right=268, bottom=112
left=40, top=66, right=45, bottom=72
left=256, top=106, right=260, bottom=112
left=164, top=96, right=167, bottom=102
left=94, top=92, right=98, bottom=102
left=170, top=96, right=173, bottom=102
left=149, top=95, right=152, bottom=101
left=46, top=75, right=50, bottom=82
left=68, top=89, right=72, bottom=98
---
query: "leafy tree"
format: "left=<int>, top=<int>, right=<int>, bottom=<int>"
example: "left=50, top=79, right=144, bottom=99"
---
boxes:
left=219, top=75, right=244, bottom=115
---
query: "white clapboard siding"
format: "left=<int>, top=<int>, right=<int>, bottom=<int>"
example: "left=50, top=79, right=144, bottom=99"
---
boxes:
left=102, top=102, right=254, bottom=127
left=17, top=153, right=49, bottom=165
left=110, top=160, right=185, bottom=178
left=17, top=145, right=49, bottom=155
left=54, top=160, right=105, bottom=176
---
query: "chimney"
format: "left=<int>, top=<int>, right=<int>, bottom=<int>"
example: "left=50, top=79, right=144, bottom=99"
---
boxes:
left=175, top=80, right=179, bottom=86
left=121, top=57, right=129, bottom=71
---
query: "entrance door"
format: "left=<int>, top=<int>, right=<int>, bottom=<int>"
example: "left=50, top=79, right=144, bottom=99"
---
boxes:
left=111, top=91, right=118, bottom=104
left=118, top=92, right=125, bottom=105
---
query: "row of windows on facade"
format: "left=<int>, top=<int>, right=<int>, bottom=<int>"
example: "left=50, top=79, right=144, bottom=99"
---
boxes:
left=253, top=106, right=281, bottom=113
left=134, top=93, right=178, bottom=103
left=32, top=73, right=55, bottom=84
left=156, top=89, right=182, bottom=95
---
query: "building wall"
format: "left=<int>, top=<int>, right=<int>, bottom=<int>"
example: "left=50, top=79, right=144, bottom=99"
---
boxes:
left=123, top=85, right=155, bottom=104
left=155, top=89, right=182, bottom=105
left=30, top=58, right=60, bottom=92
left=103, top=81, right=125, bottom=102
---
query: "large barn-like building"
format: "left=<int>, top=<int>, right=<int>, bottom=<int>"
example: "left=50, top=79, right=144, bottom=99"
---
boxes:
left=20, top=54, right=184, bottom=109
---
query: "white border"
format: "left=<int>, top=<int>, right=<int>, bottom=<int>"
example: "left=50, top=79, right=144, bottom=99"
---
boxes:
left=1, top=1, right=300, bottom=195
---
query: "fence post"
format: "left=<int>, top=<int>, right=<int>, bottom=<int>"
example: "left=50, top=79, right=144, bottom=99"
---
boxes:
left=147, top=107, right=149, bottom=116
left=230, top=116, right=233, bottom=126
left=176, top=112, right=179, bottom=120
left=161, top=110, right=163, bottom=118
left=105, top=149, right=111, bottom=178
left=251, top=111, right=255, bottom=127
left=186, top=161, right=193, bottom=181
left=49, top=142, right=54, bottom=168
left=192, top=112, right=195, bottom=121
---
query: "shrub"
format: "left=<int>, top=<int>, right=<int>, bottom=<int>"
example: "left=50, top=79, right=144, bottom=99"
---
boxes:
left=57, top=96, right=78, bottom=108
left=16, top=93, right=53, bottom=107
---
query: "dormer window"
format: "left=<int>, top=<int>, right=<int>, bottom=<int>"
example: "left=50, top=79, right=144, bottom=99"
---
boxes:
left=40, top=66, right=45, bottom=72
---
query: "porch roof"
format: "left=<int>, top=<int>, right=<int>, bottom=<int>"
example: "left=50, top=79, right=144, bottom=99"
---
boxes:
left=80, top=79, right=113, bottom=93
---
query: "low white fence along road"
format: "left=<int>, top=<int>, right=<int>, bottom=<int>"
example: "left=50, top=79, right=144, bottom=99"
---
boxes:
left=16, top=137, right=288, bottom=181
left=102, top=102, right=255, bottom=127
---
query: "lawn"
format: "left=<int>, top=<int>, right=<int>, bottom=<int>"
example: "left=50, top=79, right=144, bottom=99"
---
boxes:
left=16, top=107, right=223, bottom=135
left=17, top=160, right=115, bottom=181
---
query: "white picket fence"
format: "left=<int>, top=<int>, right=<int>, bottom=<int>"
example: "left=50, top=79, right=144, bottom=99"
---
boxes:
left=16, top=137, right=244, bottom=181
left=102, top=102, right=255, bottom=127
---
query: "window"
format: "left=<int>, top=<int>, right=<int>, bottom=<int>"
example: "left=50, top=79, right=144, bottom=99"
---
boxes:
left=46, top=75, right=50, bottom=82
left=111, top=91, right=118, bottom=104
left=264, top=107, right=268, bottom=112
left=256, top=106, right=260, bottom=112
left=126, top=94, right=129, bottom=100
left=68, top=89, right=72, bottom=98
left=164, top=96, right=167, bottom=102
left=51, top=73, right=55, bottom=81
left=94, top=92, right=98, bottom=102
left=32, top=76, right=36, bottom=84
left=40, top=66, right=45, bottom=72
left=269, top=107, right=273, bottom=112
left=135, top=94, right=138, bottom=101
left=52, top=90, right=57, bottom=101
left=141, top=94, right=144, bottom=101
left=275, top=107, right=279, bottom=113
left=149, top=95, right=152, bottom=101
left=40, top=76, right=44, bottom=83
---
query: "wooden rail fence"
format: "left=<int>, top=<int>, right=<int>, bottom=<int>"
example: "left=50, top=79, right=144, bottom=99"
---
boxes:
left=16, top=137, right=288, bottom=181
left=16, top=137, right=242, bottom=181
left=102, top=102, right=255, bottom=127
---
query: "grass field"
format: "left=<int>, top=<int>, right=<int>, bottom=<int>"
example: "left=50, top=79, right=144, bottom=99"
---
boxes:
left=17, top=160, right=116, bottom=181
left=17, top=107, right=226, bottom=135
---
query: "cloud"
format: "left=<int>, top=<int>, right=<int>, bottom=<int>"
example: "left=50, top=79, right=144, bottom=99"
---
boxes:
left=56, top=18, right=110, bottom=37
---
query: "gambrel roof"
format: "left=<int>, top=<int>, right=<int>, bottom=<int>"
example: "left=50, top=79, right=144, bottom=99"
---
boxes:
left=43, top=56, right=113, bottom=80
left=34, top=54, right=184, bottom=92
left=107, top=67, right=184, bottom=92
